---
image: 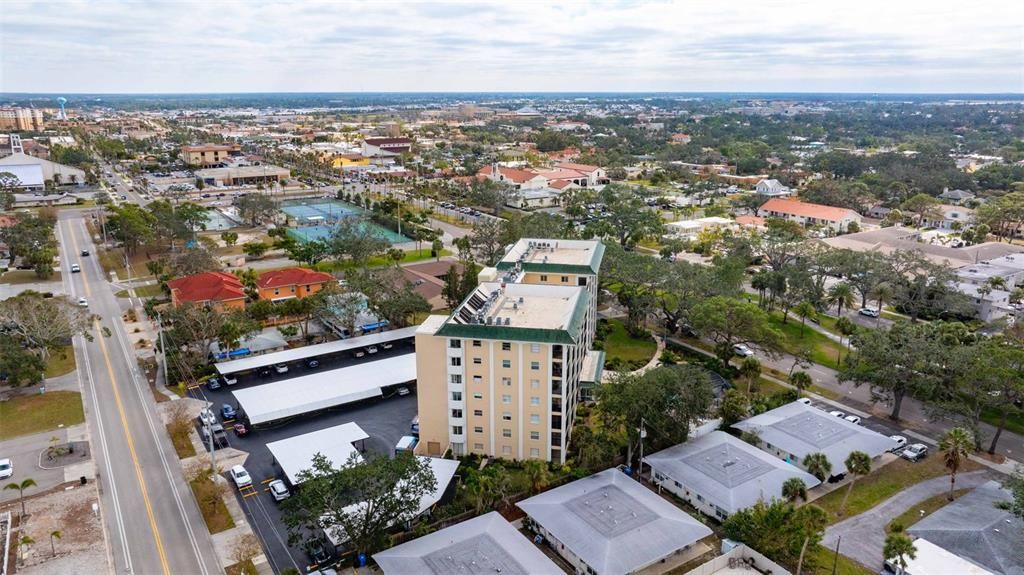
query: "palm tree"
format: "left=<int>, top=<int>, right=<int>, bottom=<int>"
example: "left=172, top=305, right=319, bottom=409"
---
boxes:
left=835, top=316, right=856, bottom=366
left=827, top=282, right=855, bottom=317
left=794, top=504, right=828, bottom=575
left=839, top=451, right=872, bottom=515
left=803, top=453, right=832, bottom=482
left=939, top=427, right=974, bottom=500
left=794, top=301, right=817, bottom=338
left=782, top=477, right=808, bottom=504
left=739, top=356, right=762, bottom=394
left=4, top=478, right=37, bottom=518
left=16, top=535, right=34, bottom=566
left=790, top=371, right=813, bottom=396
left=49, top=530, right=62, bottom=557
left=869, top=282, right=894, bottom=325
left=523, top=460, right=552, bottom=494
left=883, top=528, right=917, bottom=575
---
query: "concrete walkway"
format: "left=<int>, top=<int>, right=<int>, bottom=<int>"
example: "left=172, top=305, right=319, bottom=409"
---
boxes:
left=822, top=470, right=991, bottom=568
left=601, top=336, right=665, bottom=382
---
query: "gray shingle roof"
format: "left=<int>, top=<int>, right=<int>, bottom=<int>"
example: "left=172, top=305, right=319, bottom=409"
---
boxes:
left=908, top=481, right=1023, bottom=575
left=732, top=401, right=898, bottom=475
left=371, top=511, right=562, bottom=575
left=517, top=468, right=712, bottom=575
left=643, top=431, right=821, bottom=515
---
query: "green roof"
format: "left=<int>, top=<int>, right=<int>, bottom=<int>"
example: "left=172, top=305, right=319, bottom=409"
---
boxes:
left=496, top=241, right=605, bottom=276
left=437, top=289, right=590, bottom=345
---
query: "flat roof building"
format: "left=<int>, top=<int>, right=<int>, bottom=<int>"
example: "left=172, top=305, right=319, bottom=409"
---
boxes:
left=517, top=468, right=712, bottom=575
left=732, top=401, right=898, bottom=477
left=415, top=238, right=604, bottom=464
left=265, top=422, right=368, bottom=484
left=182, top=143, right=241, bottom=167
left=372, top=511, right=562, bottom=575
left=644, top=431, right=821, bottom=520
left=195, top=164, right=290, bottom=186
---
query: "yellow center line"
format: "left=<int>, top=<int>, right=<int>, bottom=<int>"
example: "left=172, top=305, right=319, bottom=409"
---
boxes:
left=69, top=222, right=171, bottom=575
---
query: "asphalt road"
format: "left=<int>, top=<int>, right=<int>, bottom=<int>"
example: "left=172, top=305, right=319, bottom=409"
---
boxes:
left=56, top=214, right=221, bottom=575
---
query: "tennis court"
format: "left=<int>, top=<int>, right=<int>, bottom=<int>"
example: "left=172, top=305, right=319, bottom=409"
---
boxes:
left=204, top=209, right=242, bottom=230
left=282, top=199, right=410, bottom=243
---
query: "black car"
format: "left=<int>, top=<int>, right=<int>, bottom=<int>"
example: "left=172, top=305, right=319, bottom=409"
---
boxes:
left=257, top=367, right=272, bottom=378
left=306, top=540, right=332, bottom=567
left=306, top=358, right=320, bottom=369
left=80, top=250, right=90, bottom=256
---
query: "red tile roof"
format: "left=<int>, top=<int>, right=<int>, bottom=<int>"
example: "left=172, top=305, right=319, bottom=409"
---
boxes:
left=477, top=166, right=545, bottom=184
left=257, top=267, right=333, bottom=289
left=549, top=179, right=574, bottom=190
left=760, top=198, right=858, bottom=222
left=735, top=215, right=766, bottom=226
left=167, top=271, right=246, bottom=304
left=555, top=162, right=601, bottom=173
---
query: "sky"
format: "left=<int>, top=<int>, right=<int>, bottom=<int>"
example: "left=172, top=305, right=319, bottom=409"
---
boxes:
left=1, top=0, right=1022, bottom=94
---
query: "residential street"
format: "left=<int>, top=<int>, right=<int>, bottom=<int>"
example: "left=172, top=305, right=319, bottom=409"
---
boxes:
left=822, top=469, right=991, bottom=567
left=55, top=214, right=221, bottom=575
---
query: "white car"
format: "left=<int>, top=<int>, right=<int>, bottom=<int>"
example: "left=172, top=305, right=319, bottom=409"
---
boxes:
left=70, top=263, right=81, bottom=273
left=223, top=374, right=239, bottom=386
left=901, top=443, right=929, bottom=462
left=268, top=479, right=290, bottom=502
left=732, top=344, right=754, bottom=357
left=889, top=435, right=908, bottom=452
left=844, top=415, right=862, bottom=425
left=367, top=345, right=379, bottom=355
left=77, top=297, right=88, bottom=307
left=229, top=465, right=252, bottom=488
left=198, top=409, right=217, bottom=427
left=829, top=410, right=846, bottom=418
left=273, top=363, right=289, bottom=374
left=0, top=458, right=12, bottom=480
left=797, top=397, right=812, bottom=406
left=858, top=307, right=880, bottom=317
left=381, top=342, right=393, bottom=350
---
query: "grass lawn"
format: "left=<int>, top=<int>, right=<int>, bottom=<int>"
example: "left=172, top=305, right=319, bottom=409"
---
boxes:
left=806, top=544, right=875, bottom=575
left=167, top=423, right=196, bottom=459
left=0, top=390, right=85, bottom=440
left=225, top=560, right=257, bottom=575
left=601, top=319, right=657, bottom=370
left=115, top=283, right=164, bottom=298
left=814, top=455, right=982, bottom=523
left=767, top=312, right=844, bottom=368
left=315, top=248, right=451, bottom=272
left=980, top=406, right=1024, bottom=436
left=887, top=488, right=970, bottom=533
left=44, top=344, right=77, bottom=378
left=0, top=270, right=61, bottom=284
left=189, top=475, right=235, bottom=534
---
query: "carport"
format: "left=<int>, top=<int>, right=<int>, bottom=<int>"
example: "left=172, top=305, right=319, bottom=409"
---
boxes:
left=265, top=422, right=369, bottom=484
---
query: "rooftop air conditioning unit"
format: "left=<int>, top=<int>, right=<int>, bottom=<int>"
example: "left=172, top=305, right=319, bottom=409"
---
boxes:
left=504, top=317, right=510, bottom=326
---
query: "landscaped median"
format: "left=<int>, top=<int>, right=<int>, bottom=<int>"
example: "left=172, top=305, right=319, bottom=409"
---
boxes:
left=187, top=465, right=236, bottom=534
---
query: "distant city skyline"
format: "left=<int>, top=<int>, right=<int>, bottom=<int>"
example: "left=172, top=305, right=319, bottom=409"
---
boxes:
left=1, top=0, right=1021, bottom=94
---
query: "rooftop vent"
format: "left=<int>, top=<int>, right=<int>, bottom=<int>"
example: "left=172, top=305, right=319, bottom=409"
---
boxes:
left=504, top=317, right=510, bottom=326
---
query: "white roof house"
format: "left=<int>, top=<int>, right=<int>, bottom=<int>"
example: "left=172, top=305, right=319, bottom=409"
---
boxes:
left=755, top=179, right=792, bottom=197
left=0, top=164, right=45, bottom=189
left=886, top=538, right=995, bottom=575
left=0, top=152, right=86, bottom=183
left=373, top=511, right=562, bottom=575
left=644, top=431, right=821, bottom=519
left=265, top=422, right=369, bottom=484
left=517, top=468, right=712, bottom=575
left=732, top=401, right=898, bottom=476
left=231, top=354, right=415, bottom=425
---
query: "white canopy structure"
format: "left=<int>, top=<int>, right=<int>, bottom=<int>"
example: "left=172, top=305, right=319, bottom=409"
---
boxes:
left=266, top=422, right=369, bottom=484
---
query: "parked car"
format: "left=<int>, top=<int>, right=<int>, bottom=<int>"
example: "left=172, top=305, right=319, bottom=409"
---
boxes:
left=844, top=415, right=862, bottom=425
left=199, top=409, right=217, bottom=427
left=901, top=443, right=929, bottom=462
left=367, top=345, right=379, bottom=355
left=381, top=342, right=393, bottom=350
left=221, top=403, right=237, bottom=420
left=889, top=435, right=908, bottom=452
left=829, top=410, right=846, bottom=418
left=797, top=397, right=812, bottom=406
left=306, top=540, right=332, bottom=566
left=306, top=359, right=320, bottom=369
left=229, top=465, right=252, bottom=488
left=201, top=423, right=228, bottom=448
left=353, top=349, right=366, bottom=358
left=858, top=307, right=880, bottom=317
left=233, top=421, right=249, bottom=437
left=732, top=344, right=754, bottom=357
left=268, top=479, right=290, bottom=502
left=274, top=363, right=289, bottom=374
left=257, top=367, right=273, bottom=378
left=70, top=263, right=81, bottom=273
left=206, top=377, right=222, bottom=390
left=397, top=386, right=411, bottom=396
left=0, top=458, right=12, bottom=480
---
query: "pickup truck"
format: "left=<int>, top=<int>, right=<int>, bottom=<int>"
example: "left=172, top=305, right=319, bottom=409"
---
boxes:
left=201, top=423, right=229, bottom=448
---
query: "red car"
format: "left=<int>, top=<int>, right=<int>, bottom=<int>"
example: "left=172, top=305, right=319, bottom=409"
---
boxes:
left=233, top=422, right=249, bottom=437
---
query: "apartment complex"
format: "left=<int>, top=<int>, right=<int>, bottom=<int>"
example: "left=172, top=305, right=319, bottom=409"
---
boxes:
left=0, top=108, right=45, bottom=131
left=181, top=143, right=241, bottom=166
left=416, top=239, right=604, bottom=464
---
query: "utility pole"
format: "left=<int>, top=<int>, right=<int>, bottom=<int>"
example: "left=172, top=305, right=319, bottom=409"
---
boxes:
left=637, top=417, right=647, bottom=480
left=156, top=312, right=168, bottom=386
left=831, top=535, right=841, bottom=575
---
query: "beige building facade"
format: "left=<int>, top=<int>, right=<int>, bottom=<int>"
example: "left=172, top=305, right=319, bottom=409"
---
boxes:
left=0, top=108, right=45, bottom=131
left=416, top=239, right=604, bottom=464
left=181, top=143, right=241, bottom=166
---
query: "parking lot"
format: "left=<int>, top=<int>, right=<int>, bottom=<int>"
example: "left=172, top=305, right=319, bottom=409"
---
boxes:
left=188, top=342, right=419, bottom=573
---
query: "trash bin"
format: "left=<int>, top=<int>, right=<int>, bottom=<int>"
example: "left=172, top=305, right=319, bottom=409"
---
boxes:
left=80, top=476, right=87, bottom=485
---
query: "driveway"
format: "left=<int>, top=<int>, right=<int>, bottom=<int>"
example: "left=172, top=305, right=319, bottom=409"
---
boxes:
left=822, top=469, right=991, bottom=568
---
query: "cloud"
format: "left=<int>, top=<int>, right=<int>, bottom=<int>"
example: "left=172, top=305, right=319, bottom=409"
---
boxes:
left=0, top=0, right=1021, bottom=93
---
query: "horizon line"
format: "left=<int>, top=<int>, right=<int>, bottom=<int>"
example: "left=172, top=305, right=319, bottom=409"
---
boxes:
left=2, top=90, right=1023, bottom=97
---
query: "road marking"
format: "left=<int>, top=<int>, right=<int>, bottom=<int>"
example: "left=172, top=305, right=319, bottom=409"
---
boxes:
left=261, top=478, right=275, bottom=485
left=243, top=491, right=260, bottom=498
left=68, top=222, right=172, bottom=575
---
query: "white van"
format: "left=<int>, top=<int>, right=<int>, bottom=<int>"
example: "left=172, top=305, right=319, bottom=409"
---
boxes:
left=395, top=435, right=418, bottom=455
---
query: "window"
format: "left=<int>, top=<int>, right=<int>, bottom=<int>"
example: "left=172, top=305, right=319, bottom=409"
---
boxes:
left=502, top=377, right=512, bottom=387
left=561, top=276, right=569, bottom=283
left=530, top=361, right=540, bottom=371
left=502, top=394, right=512, bottom=404
left=451, top=391, right=462, bottom=401
left=472, top=340, right=481, bottom=347
left=450, top=357, right=461, bottom=367
left=306, top=285, right=311, bottom=292
left=530, top=448, right=540, bottom=457
left=449, top=340, right=462, bottom=349
left=451, top=409, right=462, bottom=418
left=502, top=429, right=512, bottom=438
left=450, top=374, right=462, bottom=384
left=530, top=379, right=540, bottom=389
left=274, top=289, right=279, bottom=296
left=290, top=286, right=296, bottom=293
left=501, top=359, right=511, bottom=368
left=473, top=426, right=483, bottom=433
left=473, top=375, right=482, bottom=383
left=473, top=409, right=483, bottom=416
left=472, top=393, right=483, bottom=400
left=530, top=396, right=540, bottom=406
left=452, top=426, right=463, bottom=435
left=578, top=277, right=588, bottom=286
left=540, top=274, right=548, bottom=281
left=502, top=412, right=512, bottom=421
left=530, top=343, right=540, bottom=353
left=530, top=431, right=540, bottom=440
left=473, top=357, right=482, bottom=364
left=530, top=414, right=540, bottom=424
left=502, top=342, right=511, bottom=351
left=502, top=446, right=512, bottom=455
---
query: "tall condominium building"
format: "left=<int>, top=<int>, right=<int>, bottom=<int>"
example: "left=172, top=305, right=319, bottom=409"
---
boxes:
left=415, top=239, right=605, bottom=464
left=0, top=108, right=45, bottom=132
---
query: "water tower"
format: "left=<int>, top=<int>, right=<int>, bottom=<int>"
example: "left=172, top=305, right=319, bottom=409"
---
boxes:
left=56, top=97, right=67, bottom=120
